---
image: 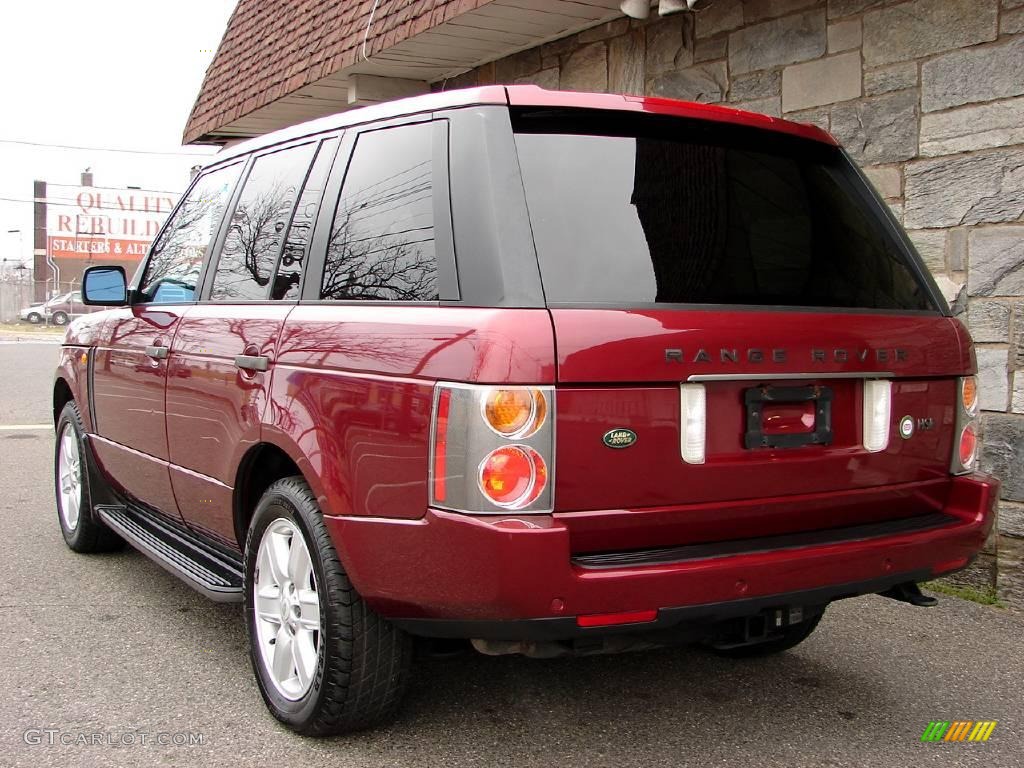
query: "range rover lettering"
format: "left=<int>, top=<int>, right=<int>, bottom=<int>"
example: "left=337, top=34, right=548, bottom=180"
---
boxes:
left=52, top=86, right=997, bottom=735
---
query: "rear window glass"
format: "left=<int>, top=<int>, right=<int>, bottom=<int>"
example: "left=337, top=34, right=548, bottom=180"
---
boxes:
left=513, top=110, right=934, bottom=312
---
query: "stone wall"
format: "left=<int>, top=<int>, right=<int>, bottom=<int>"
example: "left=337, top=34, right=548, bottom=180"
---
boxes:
left=445, top=0, right=1024, bottom=604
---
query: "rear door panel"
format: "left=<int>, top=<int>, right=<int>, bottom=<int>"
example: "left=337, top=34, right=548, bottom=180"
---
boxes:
left=166, top=304, right=292, bottom=543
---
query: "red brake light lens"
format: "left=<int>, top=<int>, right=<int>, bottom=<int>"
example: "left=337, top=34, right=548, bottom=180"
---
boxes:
left=959, top=423, right=978, bottom=468
left=432, top=388, right=451, bottom=503
left=478, top=445, right=547, bottom=509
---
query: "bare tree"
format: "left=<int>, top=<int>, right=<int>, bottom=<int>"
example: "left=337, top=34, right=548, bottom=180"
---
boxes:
left=321, top=165, right=437, bottom=302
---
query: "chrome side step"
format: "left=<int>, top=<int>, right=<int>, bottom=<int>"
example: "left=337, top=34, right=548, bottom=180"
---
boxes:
left=96, top=505, right=244, bottom=602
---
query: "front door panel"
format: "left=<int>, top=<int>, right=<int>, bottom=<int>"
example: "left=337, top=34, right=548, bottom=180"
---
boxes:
left=90, top=305, right=182, bottom=517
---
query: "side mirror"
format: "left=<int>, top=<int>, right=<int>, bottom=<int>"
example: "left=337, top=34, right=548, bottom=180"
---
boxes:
left=82, top=266, right=128, bottom=306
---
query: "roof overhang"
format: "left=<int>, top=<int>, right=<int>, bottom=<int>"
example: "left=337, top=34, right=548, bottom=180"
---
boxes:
left=187, top=0, right=627, bottom=144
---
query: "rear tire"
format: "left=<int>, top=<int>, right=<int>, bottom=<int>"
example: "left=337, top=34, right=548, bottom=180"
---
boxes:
left=54, top=402, right=123, bottom=553
left=244, top=476, right=413, bottom=735
left=706, top=611, right=825, bottom=659
left=51, top=311, right=69, bottom=326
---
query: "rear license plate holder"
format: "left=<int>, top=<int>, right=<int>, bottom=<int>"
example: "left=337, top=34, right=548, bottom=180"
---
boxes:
left=744, top=384, right=833, bottom=450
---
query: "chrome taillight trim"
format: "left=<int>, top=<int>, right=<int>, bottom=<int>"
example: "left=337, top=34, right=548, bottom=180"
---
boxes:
left=951, top=376, right=979, bottom=475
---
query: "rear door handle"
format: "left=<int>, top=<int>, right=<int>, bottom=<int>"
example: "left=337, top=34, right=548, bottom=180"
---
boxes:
left=145, top=345, right=168, bottom=360
left=234, top=354, right=269, bottom=372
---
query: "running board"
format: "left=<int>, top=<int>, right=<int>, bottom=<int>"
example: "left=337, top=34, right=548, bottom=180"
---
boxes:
left=96, top=505, right=244, bottom=602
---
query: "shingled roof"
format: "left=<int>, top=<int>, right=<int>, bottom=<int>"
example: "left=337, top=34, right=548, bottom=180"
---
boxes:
left=184, top=0, right=491, bottom=144
left=183, top=0, right=626, bottom=145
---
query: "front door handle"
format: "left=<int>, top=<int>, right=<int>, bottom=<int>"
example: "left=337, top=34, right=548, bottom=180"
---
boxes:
left=234, top=354, right=269, bottom=372
left=145, top=345, right=168, bottom=360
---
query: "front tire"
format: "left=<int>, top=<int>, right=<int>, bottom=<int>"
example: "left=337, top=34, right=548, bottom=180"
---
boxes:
left=26, top=312, right=42, bottom=324
left=54, top=402, right=123, bottom=553
left=244, top=477, right=413, bottom=735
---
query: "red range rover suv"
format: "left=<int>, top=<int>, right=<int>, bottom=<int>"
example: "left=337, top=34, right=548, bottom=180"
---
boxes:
left=54, top=86, right=997, bottom=735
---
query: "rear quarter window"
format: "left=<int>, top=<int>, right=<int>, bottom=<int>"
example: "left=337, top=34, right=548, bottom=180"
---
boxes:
left=513, top=110, right=935, bottom=312
left=320, top=121, right=439, bottom=302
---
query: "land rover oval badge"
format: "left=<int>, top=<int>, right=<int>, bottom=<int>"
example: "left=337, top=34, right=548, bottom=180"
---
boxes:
left=603, top=428, right=638, bottom=449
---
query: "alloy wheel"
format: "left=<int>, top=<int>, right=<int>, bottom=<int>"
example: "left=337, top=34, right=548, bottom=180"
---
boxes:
left=253, top=518, right=321, bottom=700
left=57, top=423, right=82, bottom=531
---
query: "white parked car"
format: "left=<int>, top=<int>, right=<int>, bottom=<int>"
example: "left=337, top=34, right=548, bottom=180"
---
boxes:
left=19, top=300, right=49, bottom=324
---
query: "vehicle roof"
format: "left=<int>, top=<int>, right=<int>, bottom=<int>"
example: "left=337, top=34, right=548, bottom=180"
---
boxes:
left=210, top=85, right=837, bottom=166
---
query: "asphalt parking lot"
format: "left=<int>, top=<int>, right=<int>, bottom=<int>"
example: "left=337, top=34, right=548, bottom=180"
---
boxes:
left=1, top=334, right=1022, bottom=767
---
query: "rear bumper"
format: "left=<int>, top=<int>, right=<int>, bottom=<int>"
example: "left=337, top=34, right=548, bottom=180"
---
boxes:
left=324, top=474, right=998, bottom=638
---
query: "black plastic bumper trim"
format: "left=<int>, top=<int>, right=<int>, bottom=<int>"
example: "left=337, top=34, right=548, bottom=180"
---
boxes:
left=390, top=569, right=934, bottom=641
left=572, top=513, right=957, bottom=570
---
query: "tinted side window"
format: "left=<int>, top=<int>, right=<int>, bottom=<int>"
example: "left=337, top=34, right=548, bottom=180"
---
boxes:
left=138, top=163, right=242, bottom=304
left=271, top=138, right=338, bottom=300
left=210, top=142, right=317, bottom=301
left=321, top=122, right=438, bottom=301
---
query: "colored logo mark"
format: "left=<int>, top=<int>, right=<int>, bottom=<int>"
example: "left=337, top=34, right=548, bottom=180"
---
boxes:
left=921, top=721, right=997, bottom=742
left=602, top=428, right=638, bottom=449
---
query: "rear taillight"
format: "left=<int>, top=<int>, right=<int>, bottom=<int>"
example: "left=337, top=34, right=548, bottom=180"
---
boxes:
left=479, top=445, right=547, bottom=508
left=951, top=376, right=979, bottom=475
left=862, top=379, right=892, bottom=453
left=430, top=383, right=554, bottom=513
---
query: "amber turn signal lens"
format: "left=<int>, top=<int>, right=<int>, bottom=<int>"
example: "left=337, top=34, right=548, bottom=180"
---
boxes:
left=962, top=376, right=978, bottom=415
left=483, top=388, right=546, bottom=438
left=959, top=423, right=978, bottom=468
left=478, top=445, right=547, bottom=509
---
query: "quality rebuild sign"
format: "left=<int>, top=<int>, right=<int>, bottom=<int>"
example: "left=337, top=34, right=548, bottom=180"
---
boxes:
left=45, top=184, right=179, bottom=262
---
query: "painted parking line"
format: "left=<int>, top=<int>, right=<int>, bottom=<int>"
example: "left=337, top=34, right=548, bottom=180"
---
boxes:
left=0, top=425, right=52, bottom=431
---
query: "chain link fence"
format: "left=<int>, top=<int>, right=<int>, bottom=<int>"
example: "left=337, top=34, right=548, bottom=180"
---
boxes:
left=0, top=277, right=80, bottom=324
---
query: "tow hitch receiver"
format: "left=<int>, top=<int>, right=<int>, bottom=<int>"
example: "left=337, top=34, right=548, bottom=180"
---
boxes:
left=879, top=581, right=938, bottom=607
left=710, top=605, right=808, bottom=650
